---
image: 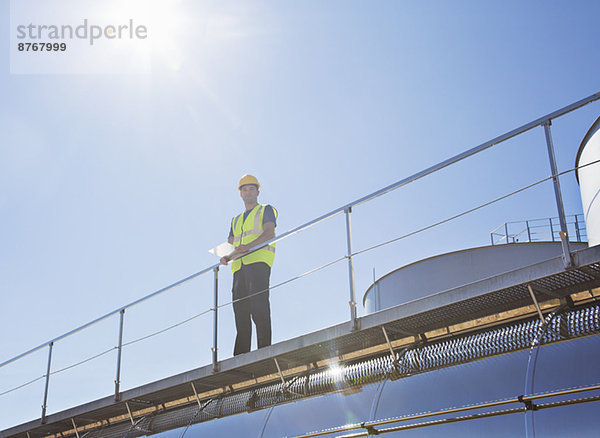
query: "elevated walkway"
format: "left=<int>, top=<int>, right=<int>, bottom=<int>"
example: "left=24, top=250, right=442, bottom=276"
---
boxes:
left=4, top=244, right=600, bottom=438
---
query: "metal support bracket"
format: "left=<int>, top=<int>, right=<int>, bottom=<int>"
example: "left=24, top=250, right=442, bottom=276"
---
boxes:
left=361, top=422, right=380, bottom=435
left=125, top=401, right=134, bottom=425
left=560, top=295, right=575, bottom=309
left=71, top=418, right=81, bottom=438
left=191, top=382, right=203, bottom=409
left=527, top=284, right=545, bottom=322
left=518, top=395, right=537, bottom=411
left=381, top=326, right=398, bottom=366
left=274, top=357, right=286, bottom=386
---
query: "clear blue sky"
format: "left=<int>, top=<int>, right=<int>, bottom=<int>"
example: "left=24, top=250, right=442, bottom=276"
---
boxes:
left=1, top=0, right=599, bottom=429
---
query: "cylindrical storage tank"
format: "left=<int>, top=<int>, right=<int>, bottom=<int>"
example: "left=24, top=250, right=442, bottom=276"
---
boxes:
left=576, top=115, right=600, bottom=247
left=143, top=303, right=600, bottom=438
left=363, top=242, right=588, bottom=313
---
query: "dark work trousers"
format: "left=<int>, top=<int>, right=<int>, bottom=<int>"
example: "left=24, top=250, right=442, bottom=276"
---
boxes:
left=232, top=262, right=272, bottom=356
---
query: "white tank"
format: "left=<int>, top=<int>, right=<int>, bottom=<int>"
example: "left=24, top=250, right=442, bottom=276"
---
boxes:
left=576, top=116, right=600, bottom=247
left=363, top=242, right=588, bottom=313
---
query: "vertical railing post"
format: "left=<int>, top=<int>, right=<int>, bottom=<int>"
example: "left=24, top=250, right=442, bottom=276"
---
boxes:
left=345, top=208, right=358, bottom=330
left=526, top=220, right=532, bottom=242
left=504, top=223, right=509, bottom=244
left=114, top=309, right=125, bottom=401
left=41, top=342, right=53, bottom=424
left=575, top=215, right=581, bottom=242
left=212, top=266, right=219, bottom=371
left=543, top=121, right=572, bottom=267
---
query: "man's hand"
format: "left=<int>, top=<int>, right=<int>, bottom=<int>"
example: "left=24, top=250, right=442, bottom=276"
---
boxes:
left=234, top=244, right=251, bottom=254
left=221, top=245, right=250, bottom=265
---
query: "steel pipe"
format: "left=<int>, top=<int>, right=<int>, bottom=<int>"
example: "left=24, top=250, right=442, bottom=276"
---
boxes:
left=41, top=342, right=53, bottom=424
left=345, top=208, right=358, bottom=329
left=212, top=266, right=219, bottom=370
left=543, top=121, right=572, bottom=267
left=114, top=309, right=125, bottom=401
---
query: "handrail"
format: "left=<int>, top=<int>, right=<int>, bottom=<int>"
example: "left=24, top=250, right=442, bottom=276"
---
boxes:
left=2, top=91, right=600, bottom=369
left=1, top=91, right=599, bottom=403
left=490, top=214, right=587, bottom=245
left=258, top=91, right=600, bottom=247
left=492, top=214, right=584, bottom=227
left=0, top=265, right=219, bottom=368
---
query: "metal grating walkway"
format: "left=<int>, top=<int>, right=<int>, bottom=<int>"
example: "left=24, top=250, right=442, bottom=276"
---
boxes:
left=3, top=244, right=600, bottom=438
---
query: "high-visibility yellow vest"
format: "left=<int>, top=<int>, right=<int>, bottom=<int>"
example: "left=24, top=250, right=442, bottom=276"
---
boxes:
left=231, top=204, right=277, bottom=274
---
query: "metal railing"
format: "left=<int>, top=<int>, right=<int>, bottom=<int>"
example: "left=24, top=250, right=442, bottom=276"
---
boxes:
left=1, top=91, right=600, bottom=425
left=490, top=214, right=587, bottom=245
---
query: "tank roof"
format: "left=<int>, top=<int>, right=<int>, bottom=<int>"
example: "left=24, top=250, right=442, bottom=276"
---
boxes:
left=575, top=114, right=600, bottom=184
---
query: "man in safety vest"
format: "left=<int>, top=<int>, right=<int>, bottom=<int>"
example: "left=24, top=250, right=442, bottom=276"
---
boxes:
left=220, top=175, right=277, bottom=356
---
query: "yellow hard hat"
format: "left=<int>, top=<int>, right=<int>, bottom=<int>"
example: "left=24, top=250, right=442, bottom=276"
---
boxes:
left=238, top=174, right=260, bottom=190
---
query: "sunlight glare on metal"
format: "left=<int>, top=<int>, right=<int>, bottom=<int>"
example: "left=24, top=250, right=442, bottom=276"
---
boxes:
left=329, top=364, right=345, bottom=382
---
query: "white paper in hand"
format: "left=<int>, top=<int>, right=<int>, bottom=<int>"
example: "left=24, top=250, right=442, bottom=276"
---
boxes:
left=208, top=242, right=235, bottom=258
